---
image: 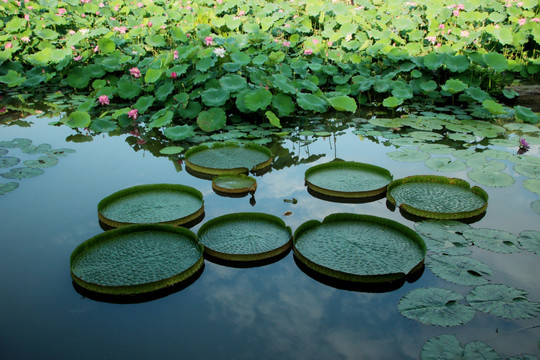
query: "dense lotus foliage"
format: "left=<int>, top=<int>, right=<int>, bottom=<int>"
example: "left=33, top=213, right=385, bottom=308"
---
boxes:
left=0, top=0, right=539, bottom=137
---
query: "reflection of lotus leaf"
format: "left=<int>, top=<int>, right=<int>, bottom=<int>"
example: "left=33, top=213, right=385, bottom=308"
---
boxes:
left=293, top=213, right=426, bottom=282
left=70, top=224, right=203, bottom=295
left=197, top=212, right=291, bottom=261
left=98, top=184, right=204, bottom=227
left=0, top=156, right=20, bottom=168
left=387, top=175, right=488, bottom=220
left=0, top=182, right=19, bottom=195
left=305, top=161, right=393, bottom=198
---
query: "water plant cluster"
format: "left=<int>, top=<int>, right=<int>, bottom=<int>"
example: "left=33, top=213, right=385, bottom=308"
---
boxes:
left=1, top=0, right=539, bottom=138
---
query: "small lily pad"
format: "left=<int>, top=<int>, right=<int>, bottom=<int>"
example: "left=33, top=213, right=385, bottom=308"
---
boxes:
left=44, top=148, right=76, bottom=157
left=409, top=131, right=444, bottom=142
left=467, top=159, right=506, bottom=172
left=387, top=175, right=488, bottom=220
left=514, top=164, right=540, bottom=179
left=197, top=212, right=292, bottom=261
left=483, top=149, right=514, bottom=160
left=504, top=123, right=539, bottom=133
left=70, top=224, right=204, bottom=295
left=212, top=174, right=257, bottom=195
left=21, top=143, right=52, bottom=154
left=398, top=287, right=475, bottom=327
left=305, top=161, right=393, bottom=199
left=0, top=138, right=32, bottom=148
left=419, top=144, right=454, bottom=154
left=427, top=254, right=492, bottom=286
left=517, top=230, right=540, bottom=254
left=98, top=184, right=204, bottom=228
left=0, top=149, right=8, bottom=156
left=463, top=228, right=519, bottom=253
left=421, top=335, right=500, bottom=360
left=0, top=182, right=19, bottom=195
left=159, top=146, right=184, bottom=155
left=23, top=156, right=59, bottom=168
left=0, top=156, right=20, bottom=168
left=454, top=150, right=485, bottom=161
left=425, top=157, right=466, bottom=172
left=293, top=213, right=426, bottom=283
left=387, top=148, right=430, bottom=162
left=524, top=179, right=540, bottom=195
left=466, top=284, right=540, bottom=319
left=185, top=141, right=272, bottom=175
left=489, top=138, right=518, bottom=147
left=1, top=167, right=44, bottom=180
left=467, top=170, right=515, bottom=188
left=448, top=133, right=478, bottom=142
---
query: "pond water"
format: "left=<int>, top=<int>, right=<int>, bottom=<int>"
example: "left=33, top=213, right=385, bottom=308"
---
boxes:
left=1, top=114, right=539, bottom=359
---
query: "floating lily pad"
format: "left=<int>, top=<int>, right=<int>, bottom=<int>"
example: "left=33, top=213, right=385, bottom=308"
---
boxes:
left=427, top=254, right=492, bottom=286
left=466, top=284, right=540, bottom=319
left=293, top=213, right=426, bottom=283
left=463, top=228, right=519, bottom=254
left=387, top=148, right=430, bottom=162
left=398, top=287, right=475, bottom=326
left=483, top=149, right=514, bottom=160
left=98, top=184, right=204, bottom=228
left=387, top=175, right=488, bottom=220
left=21, top=143, right=52, bottom=154
left=185, top=141, right=272, bottom=175
left=1, top=167, right=44, bottom=180
left=368, top=117, right=405, bottom=128
left=44, top=148, right=76, bottom=157
left=212, top=174, right=257, bottom=195
left=504, top=123, right=539, bottom=133
left=419, top=144, right=454, bottom=154
left=0, top=138, right=32, bottom=148
left=524, top=179, right=540, bottom=195
left=467, top=170, right=515, bottom=188
left=425, top=157, right=466, bottom=172
left=159, top=146, right=184, bottom=155
left=489, top=138, right=518, bottom=147
left=422, top=238, right=472, bottom=256
left=0, top=182, right=19, bottom=195
left=23, top=156, right=59, bottom=168
left=517, top=230, right=540, bottom=254
left=0, top=156, right=20, bottom=168
left=0, top=149, right=8, bottom=156
left=421, top=335, right=500, bottom=360
left=304, top=161, right=393, bottom=199
left=448, top=133, right=478, bottom=142
left=467, top=159, right=506, bottom=171
left=197, top=212, right=292, bottom=261
left=454, top=150, right=485, bottom=161
left=70, top=224, right=203, bottom=295
left=514, top=164, right=540, bottom=179
left=388, top=137, right=423, bottom=147
left=409, top=131, right=444, bottom=142
left=415, top=220, right=471, bottom=240
left=531, top=200, right=540, bottom=215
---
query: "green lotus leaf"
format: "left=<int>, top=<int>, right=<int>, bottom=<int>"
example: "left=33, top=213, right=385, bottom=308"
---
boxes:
left=134, top=96, right=154, bottom=113
left=0, top=70, right=26, bottom=87
left=369, top=118, right=405, bottom=128
left=297, top=93, right=328, bottom=113
left=504, top=123, right=539, bottom=133
left=144, top=68, right=163, bottom=84
left=422, top=237, right=472, bottom=256
left=445, top=122, right=475, bottom=133
left=531, top=200, right=540, bottom=215
left=445, top=55, right=470, bottom=73
left=423, top=53, right=446, bottom=70
left=117, top=77, right=142, bottom=99
left=524, top=179, right=540, bottom=195
left=66, top=111, right=91, bottom=128
left=315, top=131, right=332, bottom=137
left=90, top=118, right=117, bottom=133
left=293, top=213, right=426, bottom=282
left=185, top=142, right=272, bottom=175
left=252, top=54, right=268, bottom=65
left=482, top=99, right=507, bottom=115
left=448, top=133, right=477, bottom=142
left=441, top=79, right=468, bottom=94
left=197, top=108, right=227, bottom=132
left=198, top=212, right=290, bottom=261
left=387, top=149, right=430, bottom=162
left=425, top=157, right=466, bottom=172
left=483, top=52, right=508, bottom=73
left=196, top=57, right=217, bottom=72
left=305, top=161, right=393, bottom=198
left=271, top=74, right=297, bottom=95
left=148, top=110, right=174, bottom=128
left=483, top=149, right=514, bottom=160
left=1, top=167, right=44, bottom=180
left=271, top=93, right=295, bottom=117
left=159, top=146, right=184, bottom=155
left=421, top=335, right=500, bottom=360
left=201, top=88, right=230, bottom=107
left=420, top=80, right=438, bottom=92
left=155, top=80, right=174, bottom=102
left=514, top=106, right=540, bottom=124
left=467, top=159, right=506, bottom=171
left=145, top=34, right=166, bottom=47
left=212, top=174, right=257, bottom=195
left=398, top=287, right=475, bottom=326
left=387, top=175, right=488, bottom=220
left=70, top=224, right=203, bottom=295
left=466, top=87, right=491, bottom=102
left=427, top=254, right=492, bottom=286
left=23, top=156, right=58, bottom=168
left=4, top=17, right=26, bottom=32
left=26, top=47, right=70, bottom=66
left=463, top=228, right=519, bottom=253
left=244, top=88, right=272, bottom=112
left=231, top=52, right=251, bottom=65
left=98, top=184, right=204, bottom=227
left=517, top=230, right=540, bottom=255
left=44, top=148, right=75, bottom=157
left=328, top=96, right=357, bottom=113
left=467, top=170, right=515, bottom=188
left=0, top=138, right=31, bottom=148
left=489, top=138, right=517, bottom=147
left=219, top=74, right=247, bottom=93
left=21, top=143, right=52, bottom=154
left=265, top=111, right=281, bottom=128
left=0, top=149, right=7, bottom=156
left=405, top=117, right=445, bottom=131
left=0, top=156, right=20, bottom=168
left=163, top=125, right=196, bottom=141
left=415, top=220, right=471, bottom=244
left=514, top=164, right=540, bottom=179
left=516, top=154, right=540, bottom=166
left=382, top=96, right=403, bottom=108
left=0, top=182, right=19, bottom=195
left=466, top=284, right=540, bottom=319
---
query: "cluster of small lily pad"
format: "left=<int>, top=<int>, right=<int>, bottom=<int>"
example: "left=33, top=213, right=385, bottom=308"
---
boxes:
left=0, top=0, right=539, bottom=138
left=0, top=137, right=75, bottom=195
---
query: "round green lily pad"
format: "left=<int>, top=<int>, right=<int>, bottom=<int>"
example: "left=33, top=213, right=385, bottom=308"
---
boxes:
left=524, top=179, right=540, bottom=195
left=304, top=161, right=393, bottom=199
left=387, top=148, right=430, bottom=162
left=387, top=175, right=488, bottom=220
left=23, top=156, right=59, bottom=168
left=425, top=157, right=466, bottom=172
left=427, top=254, right=492, bottom=286
left=467, top=170, right=515, bottom=188
left=0, top=149, right=7, bottom=156
left=0, top=156, right=20, bottom=168
left=197, top=212, right=292, bottom=261
left=466, top=284, right=540, bottom=319
left=70, top=224, right=204, bottom=295
left=212, top=174, right=257, bottom=195
left=1, top=167, right=44, bottom=180
left=45, top=148, right=76, bottom=157
left=518, top=230, right=540, bottom=254
left=21, top=143, right=52, bottom=154
left=0, top=182, right=19, bottom=195
left=185, top=141, right=272, bottom=176
left=98, top=184, right=204, bottom=228
left=293, top=213, right=426, bottom=283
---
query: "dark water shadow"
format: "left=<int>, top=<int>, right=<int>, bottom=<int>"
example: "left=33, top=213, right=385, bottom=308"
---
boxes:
left=204, top=247, right=291, bottom=269
left=98, top=211, right=206, bottom=231
left=307, top=187, right=387, bottom=204
left=293, top=254, right=424, bottom=293
left=72, top=264, right=205, bottom=304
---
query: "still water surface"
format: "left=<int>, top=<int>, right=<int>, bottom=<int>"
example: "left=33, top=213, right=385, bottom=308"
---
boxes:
left=1, top=115, right=539, bottom=359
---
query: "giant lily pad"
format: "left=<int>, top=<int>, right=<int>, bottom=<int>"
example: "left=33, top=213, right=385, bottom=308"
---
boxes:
left=398, top=287, right=475, bottom=326
left=293, top=213, right=426, bottom=283
left=70, top=224, right=203, bottom=295
left=98, top=184, right=204, bottom=228
left=0, top=182, right=19, bottom=195
left=185, top=142, right=272, bottom=176
left=427, top=254, right=492, bottom=286
left=304, top=161, right=393, bottom=199
left=387, top=175, right=488, bottom=220
left=197, top=212, right=292, bottom=261
left=212, top=174, right=257, bottom=195
left=466, top=284, right=540, bottom=319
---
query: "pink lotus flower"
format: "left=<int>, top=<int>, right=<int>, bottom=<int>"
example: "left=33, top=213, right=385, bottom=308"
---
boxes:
left=283, top=41, right=291, bottom=47
left=453, top=10, right=460, bottom=16
left=128, top=109, right=138, bottom=120
left=98, top=2, right=104, bottom=7
left=74, top=55, right=82, bottom=61
left=137, top=2, right=143, bottom=7
left=24, top=14, right=29, bottom=20
left=113, top=26, right=127, bottom=33
left=147, top=22, right=153, bottom=27
left=93, top=45, right=99, bottom=53
left=304, top=49, right=313, bottom=55
left=57, top=8, right=66, bottom=15
left=129, top=128, right=140, bottom=137
left=130, top=67, right=141, bottom=78
left=518, top=18, right=526, bottom=26
left=5, top=42, right=12, bottom=49
left=532, top=18, right=540, bottom=23
left=136, top=138, right=146, bottom=145
left=204, top=36, right=214, bottom=46
left=21, top=36, right=30, bottom=43
left=426, top=36, right=437, bottom=44
left=457, top=4, right=465, bottom=10
left=98, top=95, right=109, bottom=105
left=312, top=38, right=319, bottom=44
left=460, top=30, right=469, bottom=37
left=174, top=50, right=179, bottom=59
left=171, top=72, right=177, bottom=79
left=438, top=24, right=445, bottom=29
